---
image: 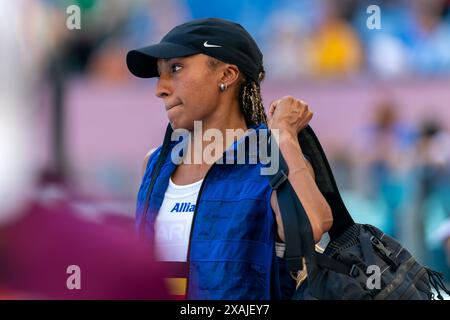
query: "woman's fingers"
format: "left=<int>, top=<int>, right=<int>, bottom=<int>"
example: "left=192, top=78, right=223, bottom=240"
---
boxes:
left=268, top=99, right=281, bottom=118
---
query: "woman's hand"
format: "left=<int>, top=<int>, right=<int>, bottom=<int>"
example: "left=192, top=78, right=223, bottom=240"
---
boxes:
left=267, top=96, right=313, bottom=138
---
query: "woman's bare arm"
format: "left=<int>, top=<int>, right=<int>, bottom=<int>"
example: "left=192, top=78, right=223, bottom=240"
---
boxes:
left=268, top=96, right=333, bottom=243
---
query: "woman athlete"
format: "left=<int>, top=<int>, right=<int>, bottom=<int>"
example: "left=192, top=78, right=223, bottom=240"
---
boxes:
left=127, top=18, right=333, bottom=299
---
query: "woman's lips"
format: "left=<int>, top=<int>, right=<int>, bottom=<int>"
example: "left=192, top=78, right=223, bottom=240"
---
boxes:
left=166, top=103, right=182, bottom=111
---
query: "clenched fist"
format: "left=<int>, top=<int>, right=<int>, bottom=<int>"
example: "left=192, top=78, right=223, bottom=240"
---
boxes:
left=267, top=96, right=313, bottom=138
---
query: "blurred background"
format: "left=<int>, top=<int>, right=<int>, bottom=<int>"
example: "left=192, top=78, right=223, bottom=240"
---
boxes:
left=1, top=0, right=450, bottom=296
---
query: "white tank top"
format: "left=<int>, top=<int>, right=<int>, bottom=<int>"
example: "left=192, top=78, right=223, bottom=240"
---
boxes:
left=154, top=177, right=203, bottom=262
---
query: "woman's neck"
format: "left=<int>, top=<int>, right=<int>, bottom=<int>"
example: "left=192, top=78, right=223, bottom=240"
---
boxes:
left=204, top=97, right=247, bottom=131
left=187, top=99, right=249, bottom=165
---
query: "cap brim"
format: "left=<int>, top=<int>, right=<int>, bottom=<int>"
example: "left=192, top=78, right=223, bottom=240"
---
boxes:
left=126, top=42, right=199, bottom=78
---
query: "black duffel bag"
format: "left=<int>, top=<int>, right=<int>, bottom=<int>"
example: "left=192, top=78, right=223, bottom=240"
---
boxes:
left=267, top=126, right=450, bottom=300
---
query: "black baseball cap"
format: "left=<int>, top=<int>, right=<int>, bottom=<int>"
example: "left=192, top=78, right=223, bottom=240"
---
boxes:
left=126, top=18, right=264, bottom=83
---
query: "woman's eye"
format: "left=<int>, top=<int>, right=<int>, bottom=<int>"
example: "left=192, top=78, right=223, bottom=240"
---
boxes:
left=171, top=64, right=182, bottom=73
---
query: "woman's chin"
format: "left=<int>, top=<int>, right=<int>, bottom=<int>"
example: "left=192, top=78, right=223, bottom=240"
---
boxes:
left=168, top=117, right=191, bottom=131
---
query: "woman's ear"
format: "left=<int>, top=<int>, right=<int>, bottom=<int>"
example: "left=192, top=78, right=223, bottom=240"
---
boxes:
left=221, top=64, right=240, bottom=87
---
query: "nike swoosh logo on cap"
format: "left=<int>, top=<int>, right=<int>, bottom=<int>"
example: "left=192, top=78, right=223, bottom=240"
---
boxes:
left=203, top=41, right=222, bottom=48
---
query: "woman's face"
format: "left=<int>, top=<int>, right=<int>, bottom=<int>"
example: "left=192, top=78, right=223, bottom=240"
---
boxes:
left=156, top=54, right=222, bottom=131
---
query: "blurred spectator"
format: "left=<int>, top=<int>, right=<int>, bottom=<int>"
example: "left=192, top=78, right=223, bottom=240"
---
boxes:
left=410, top=0, right=450, bottom=75
left=412, top=119, right=450, bottom=267
left=353, top=0, right=415, bottom=78
left=90, top=0, right=190, bottom=83
left=263, top=9, right=311, bottom=79
left=306, top=1, right=363, bottom=77
left=357, top=100, right=416, bottom=237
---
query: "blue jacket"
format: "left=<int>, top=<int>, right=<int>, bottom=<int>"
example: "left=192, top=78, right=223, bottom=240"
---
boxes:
left=136, top=123, right=295, bottom=299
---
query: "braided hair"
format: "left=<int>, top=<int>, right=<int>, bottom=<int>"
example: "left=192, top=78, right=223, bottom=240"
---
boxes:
left=239, top=69, right=267, bottom=126
left=207, top=58, right=267, bottom=126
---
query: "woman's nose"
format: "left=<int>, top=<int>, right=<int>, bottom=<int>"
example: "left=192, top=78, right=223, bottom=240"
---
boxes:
left=155, top=77, right=171, bottom=98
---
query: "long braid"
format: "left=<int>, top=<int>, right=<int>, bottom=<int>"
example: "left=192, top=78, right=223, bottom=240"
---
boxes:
left=239, top=69, right=267, bottom=126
